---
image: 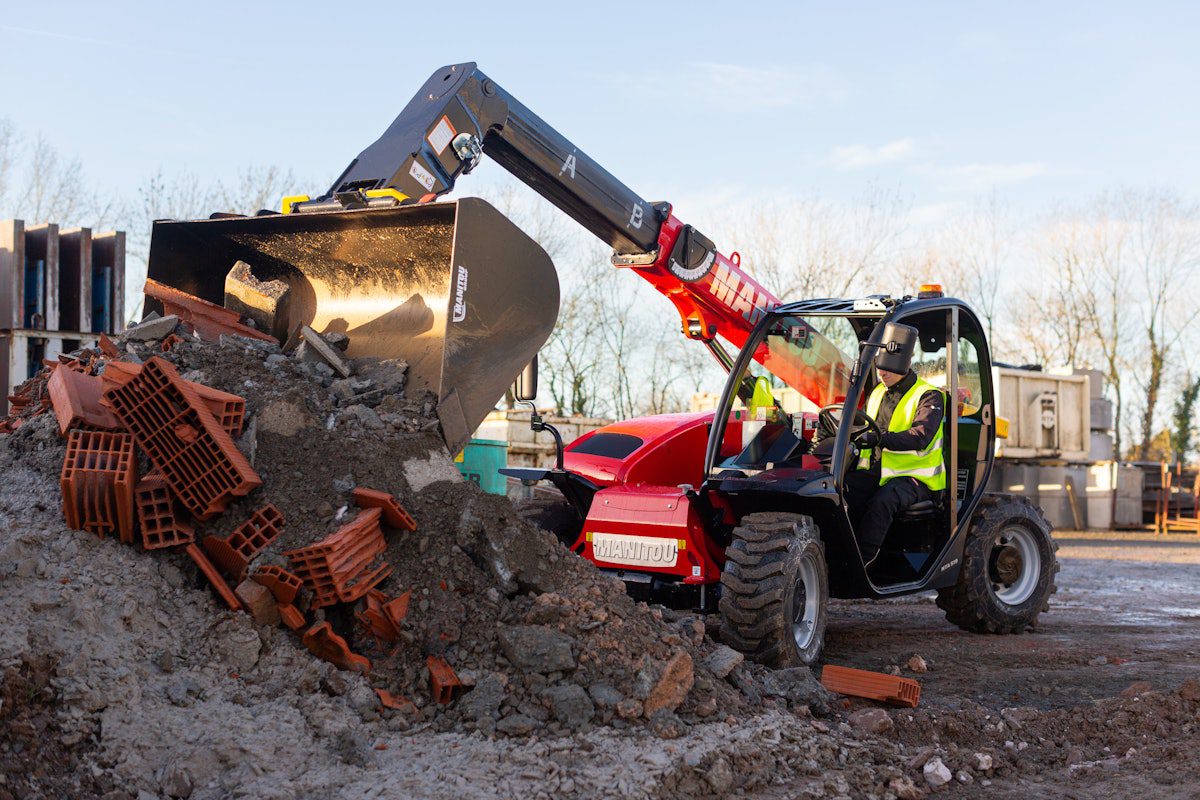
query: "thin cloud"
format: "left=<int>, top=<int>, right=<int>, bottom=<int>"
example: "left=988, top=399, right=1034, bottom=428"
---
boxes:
left=940, top=161, right=1050, bottom=188
left=0, top=24, right=231, bottom=64
left=597, top=62, right=846, bottom=112
left=831, top=138, right=916, bottom=170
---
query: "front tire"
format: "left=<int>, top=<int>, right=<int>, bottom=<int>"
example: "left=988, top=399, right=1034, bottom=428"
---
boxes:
left=937, top=494, right=1059, bottom=633
left=719, top=512, right=829, bottom=667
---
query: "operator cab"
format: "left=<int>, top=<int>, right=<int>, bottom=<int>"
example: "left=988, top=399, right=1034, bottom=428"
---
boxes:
left=703, top=291, right=996, bottom=597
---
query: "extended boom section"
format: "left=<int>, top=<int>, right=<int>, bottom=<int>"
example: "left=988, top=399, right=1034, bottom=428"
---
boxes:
left=303, top=62, right=850, bottom=408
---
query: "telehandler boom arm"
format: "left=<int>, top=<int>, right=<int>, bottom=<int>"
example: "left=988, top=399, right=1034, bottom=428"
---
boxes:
left=295, top=63, right=848, bottom=406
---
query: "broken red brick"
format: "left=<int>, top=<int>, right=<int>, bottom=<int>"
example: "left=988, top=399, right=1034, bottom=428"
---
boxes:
left=196, top=385, right=246, bottom=437
left=820, top=664, right=921, bottom=708
left=186, top=543, right=242, bottom=611
left=60, top=429, right=136, bottom=543
left=302, top=622, right=371, bottom=674
left=284, top=508, right=391, bottom=609
left=100, top=361, right=245, bottom=437
left=48, top=366, right=121, bottom=434
left=160, top=333, right=186, bottom=352
left=356, top=588, right=411, bottom=644
left=375, top=688, right=419, bottom=715
left=98, top=333, right=120, bottom=358
left=251, top=565, right=303, bottom=605
left=144, top=278, right=278, bottom=344
left=235, top=579, right=282, bottom=626
left=278, top=603, right=307, bottom=631
left=352, top=487, right=417, bottom=531
left=384, top=592, right=411, bottom=631
left=202, top=504, right=284, bottom=581
left=135, top=470, right=194, bottom=550
left=103, top=357, right=260, bottom=520
left=426, top=655, right=463, bottom=705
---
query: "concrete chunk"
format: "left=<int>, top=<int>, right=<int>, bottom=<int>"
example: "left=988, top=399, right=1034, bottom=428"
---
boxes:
left=296, top=325, right=351, bottom=378
left=497, top=626, right=576, bottom=673
left=124, top=314, right=180, bottom=341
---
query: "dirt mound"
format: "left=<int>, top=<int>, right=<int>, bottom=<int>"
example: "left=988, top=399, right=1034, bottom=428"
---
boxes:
left=3, top=327, right=806, bottom=744
left=0, top=656, right=103, bottom=799
left=4, top=322, right=1198, bottom=798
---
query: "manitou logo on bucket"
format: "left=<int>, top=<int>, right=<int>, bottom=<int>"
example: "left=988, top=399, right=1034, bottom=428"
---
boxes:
left=452, top=265, right=469, bottom=322
left=590, top=532, right=679, bottom=568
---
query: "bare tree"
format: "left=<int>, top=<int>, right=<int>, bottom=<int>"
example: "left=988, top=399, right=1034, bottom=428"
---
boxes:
left=479, top=182, right=576, bottom=263
left=542, top=282, right=602, bottom=415
left=215, top=165, right=301, bottom=216
left=0, top=118, right=118, bottom=228
left=1120, top=189, right=1200, bottom=459
left=1040, top=196, right=1133, bottom=457
left=0, top=118, right=16, bottom=212
left=1019, top=215, right=1095, bottom=368
left=941, top=192, right=1011, bottom=341
left=723, top=185, right=910, bottom=301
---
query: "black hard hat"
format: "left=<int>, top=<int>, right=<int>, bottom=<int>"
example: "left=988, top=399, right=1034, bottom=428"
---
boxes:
left=875, top=322, right=918, bottom=375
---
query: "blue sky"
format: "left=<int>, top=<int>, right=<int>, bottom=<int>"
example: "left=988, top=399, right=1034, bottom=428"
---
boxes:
left=2, top=2, right=1198, bottom=227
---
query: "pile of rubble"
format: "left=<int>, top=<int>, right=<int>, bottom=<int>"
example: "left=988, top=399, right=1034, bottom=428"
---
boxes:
left=2, top=283, right=839, bottom=748
left=9, top=283, right=1198, bottom=798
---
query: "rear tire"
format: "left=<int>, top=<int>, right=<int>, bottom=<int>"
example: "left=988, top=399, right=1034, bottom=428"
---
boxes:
left=719, top=512, right=828, bottom=667
left=515, top=494, right=583, bottom=548
left=937, top=494, right=1059, bottom=633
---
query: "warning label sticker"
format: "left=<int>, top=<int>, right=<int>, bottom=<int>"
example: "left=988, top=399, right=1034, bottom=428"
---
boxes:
left=427, top=115, right=456, bottom=156
left=409, top=160, right=436, bottom=192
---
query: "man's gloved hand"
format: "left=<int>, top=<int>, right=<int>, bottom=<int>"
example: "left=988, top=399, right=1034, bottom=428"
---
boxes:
left=855, top=430, right=880, bottom=449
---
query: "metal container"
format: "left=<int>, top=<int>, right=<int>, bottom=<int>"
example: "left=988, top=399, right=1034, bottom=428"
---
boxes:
left=993, top=367, right=1091, bottom=461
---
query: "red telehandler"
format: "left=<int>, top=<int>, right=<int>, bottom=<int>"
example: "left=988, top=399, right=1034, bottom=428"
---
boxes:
left=146, top=63, right=1057, bottom=667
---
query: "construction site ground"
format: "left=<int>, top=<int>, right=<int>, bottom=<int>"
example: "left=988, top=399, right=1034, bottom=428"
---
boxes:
left=0, top=324, right=1197, bottom=799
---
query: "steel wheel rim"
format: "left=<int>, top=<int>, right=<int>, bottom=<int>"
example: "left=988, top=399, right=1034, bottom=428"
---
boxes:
left=990, top=525, right=1041, bottom=606
left=792, top=556, right=820, bottom=650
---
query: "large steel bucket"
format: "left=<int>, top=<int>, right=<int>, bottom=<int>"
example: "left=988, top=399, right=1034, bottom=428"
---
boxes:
left=144, top=197, right=559, bottom=452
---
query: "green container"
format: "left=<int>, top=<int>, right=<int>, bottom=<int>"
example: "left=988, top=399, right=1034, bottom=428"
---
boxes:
left=454, top=438, right=509, bottom=495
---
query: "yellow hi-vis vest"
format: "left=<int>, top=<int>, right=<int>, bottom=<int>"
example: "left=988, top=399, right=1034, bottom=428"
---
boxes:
left=857, top=377, right=947, bottom=491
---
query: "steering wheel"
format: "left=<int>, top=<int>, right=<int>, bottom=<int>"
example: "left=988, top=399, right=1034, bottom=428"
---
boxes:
left=817, top=403, right=882, bottom=445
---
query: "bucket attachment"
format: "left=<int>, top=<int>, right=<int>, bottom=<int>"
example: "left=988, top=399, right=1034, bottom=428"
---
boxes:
left=145, top=198, right=559, bottom=452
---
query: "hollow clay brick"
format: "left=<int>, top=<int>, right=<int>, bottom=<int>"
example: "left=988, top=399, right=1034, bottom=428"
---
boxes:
left=820, top=664, right=921, bottom=708
left=135, top=470, right=194, bottom=550
left=103, top=357, right=259, bottom=520
left=426, top=655, right=463, bottom=704
left=284, top=508, right=391, bottom=608
left=352, top=487, right=417, bottom=531
left=60, top=429, right=136, bottom=543
left=203, top=504, right=284, bottom=581
left=251, top=565, right=303, bottom=605
left=48, top=367, right=120, bottom=434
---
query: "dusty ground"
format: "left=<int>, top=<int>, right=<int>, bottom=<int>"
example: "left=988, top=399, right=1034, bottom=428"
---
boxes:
left=1, top=324, right=1198, bottom=798
left=826, top=532, right=1200, bottom=710
left=822, top=531, right=1200, bottom=799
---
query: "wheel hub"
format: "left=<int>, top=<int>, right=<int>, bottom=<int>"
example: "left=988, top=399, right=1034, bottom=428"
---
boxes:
left=792, top=558, right=819, bottom=650
left=990, top=543, right=1023, bottom=585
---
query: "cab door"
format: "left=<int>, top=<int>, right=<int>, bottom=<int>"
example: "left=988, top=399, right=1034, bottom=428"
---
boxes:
left=890, top=303, right=995, bottom=533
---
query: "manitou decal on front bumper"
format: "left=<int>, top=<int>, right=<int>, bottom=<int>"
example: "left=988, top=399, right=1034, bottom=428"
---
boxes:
left=588, top=532, right=680, bottom=568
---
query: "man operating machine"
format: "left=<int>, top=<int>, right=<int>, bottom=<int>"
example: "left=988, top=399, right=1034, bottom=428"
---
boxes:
left=844, top=323, right=947, bottom=568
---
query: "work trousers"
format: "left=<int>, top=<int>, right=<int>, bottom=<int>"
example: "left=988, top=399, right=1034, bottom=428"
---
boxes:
left=843, top=470, right=935, bottom=553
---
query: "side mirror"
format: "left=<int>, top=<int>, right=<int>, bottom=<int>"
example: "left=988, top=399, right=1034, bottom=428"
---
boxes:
left=514, top=356, right=538, bottom=402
